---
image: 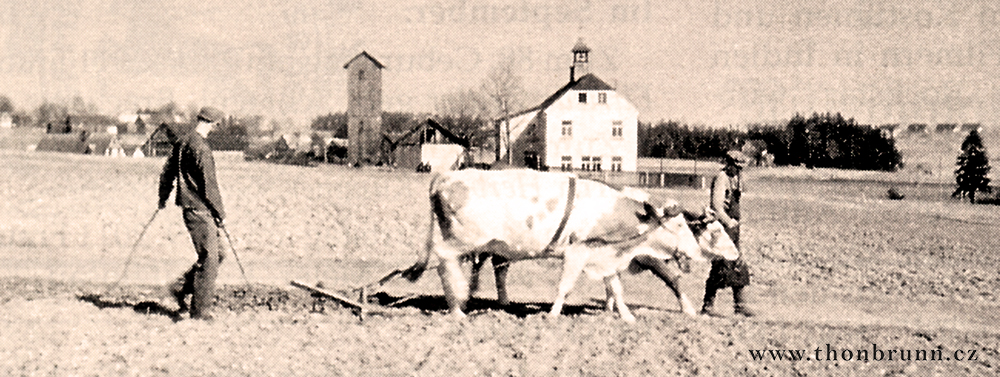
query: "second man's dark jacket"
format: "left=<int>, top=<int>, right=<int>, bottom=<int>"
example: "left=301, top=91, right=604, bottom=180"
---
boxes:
left=158, top=132, right=225, bottom=221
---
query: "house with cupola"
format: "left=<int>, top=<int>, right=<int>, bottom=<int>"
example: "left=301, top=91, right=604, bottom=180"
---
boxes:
left=499, top=39, right=639, bottom=172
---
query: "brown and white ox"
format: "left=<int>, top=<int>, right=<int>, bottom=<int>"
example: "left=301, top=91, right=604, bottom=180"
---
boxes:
left=402, top=169, right=738, bottom=321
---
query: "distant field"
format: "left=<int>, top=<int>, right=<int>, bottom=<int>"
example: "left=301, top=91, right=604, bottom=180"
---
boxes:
left=0, top=127, right=43, bottom=150
left=892, top=128, right=1000, bottom=184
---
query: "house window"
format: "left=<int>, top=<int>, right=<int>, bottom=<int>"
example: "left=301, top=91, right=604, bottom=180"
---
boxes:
left=358, top=70, right=365, bottom=80
left=611, top=156, right=623, bottom=172
left=578, top=93, right=587, bottom=103
left=581, top=156, right=591, bottom=171
left=561, top=156, right=573, bottom=171
left=598, top=92, right=607, bottom=103
left=561, top=120, right=572, bottom=137
left=592, top=156, right=602, bottom=171
left=612, top=121, right=623, bottom=138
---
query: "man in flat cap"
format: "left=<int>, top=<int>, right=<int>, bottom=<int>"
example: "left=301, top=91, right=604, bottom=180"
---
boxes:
left=701, top=150, right=756, bottom=317
left=159, top=106, right=226, bottom=320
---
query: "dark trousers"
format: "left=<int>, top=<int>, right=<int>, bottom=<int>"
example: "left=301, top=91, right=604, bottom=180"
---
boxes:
left=175, top=209, right=223, bottom=317
left=703, top=223, right=750, bottom=308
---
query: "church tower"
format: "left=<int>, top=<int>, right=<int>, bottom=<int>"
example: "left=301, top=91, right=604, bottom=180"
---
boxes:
left=344, top=51, right=385, bottom=165
left=570, top=38, right=590, bottom=82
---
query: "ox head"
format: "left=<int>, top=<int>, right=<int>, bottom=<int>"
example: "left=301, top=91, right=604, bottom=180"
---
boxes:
left=638, top=199, right=705, bottom=265
left=683, top=208, right=740, bottom=261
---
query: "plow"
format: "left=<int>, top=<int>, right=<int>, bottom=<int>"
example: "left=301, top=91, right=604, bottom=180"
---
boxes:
left=291, top=266, right=422, bottom=321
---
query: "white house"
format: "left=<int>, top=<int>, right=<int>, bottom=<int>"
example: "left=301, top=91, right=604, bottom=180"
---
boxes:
left=500, top=39, right=639, bottom=172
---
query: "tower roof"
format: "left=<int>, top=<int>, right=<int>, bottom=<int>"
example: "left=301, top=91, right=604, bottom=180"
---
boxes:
left=572, top=38, right=591, bottom=53
left=343, top=51, right=386, bottom=69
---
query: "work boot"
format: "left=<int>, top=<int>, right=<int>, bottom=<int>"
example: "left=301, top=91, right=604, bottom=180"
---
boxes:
left=167, top=279, right=189, bottom=313
left=733, top=286, right=755, bottom=317
left=700, top=287, right=725, bottom=317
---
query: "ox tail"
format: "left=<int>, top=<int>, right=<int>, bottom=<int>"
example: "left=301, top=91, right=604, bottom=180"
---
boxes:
left=403, top=173, right=446, bottom=282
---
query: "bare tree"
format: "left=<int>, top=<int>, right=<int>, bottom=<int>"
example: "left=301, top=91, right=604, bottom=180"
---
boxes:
left=436, top=88, right=490, bottom=120
left=436, top=89, right=492, bottom=148
left=34, top=101, right=69, bottom=128
left=70, top=95, right=97, bottom=115
left=480, top=58, right=525, bottom=163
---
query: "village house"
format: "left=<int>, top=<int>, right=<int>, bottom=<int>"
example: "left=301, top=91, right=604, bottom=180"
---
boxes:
left=0, top=112, right=13, bottom=129
left=500, top=39, right=639, bottom=173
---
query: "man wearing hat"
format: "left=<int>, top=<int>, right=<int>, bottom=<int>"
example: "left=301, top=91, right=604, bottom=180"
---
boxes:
left=159, top=106, right=226, bottom=320
left=701, top=150, right=756, bottom=317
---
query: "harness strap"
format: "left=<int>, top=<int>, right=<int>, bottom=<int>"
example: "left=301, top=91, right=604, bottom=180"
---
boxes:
left=545, top=176, right=576, bottom=252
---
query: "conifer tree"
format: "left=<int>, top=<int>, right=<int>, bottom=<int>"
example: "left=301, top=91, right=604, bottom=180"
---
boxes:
left=953, top=129, right=991, bottom=203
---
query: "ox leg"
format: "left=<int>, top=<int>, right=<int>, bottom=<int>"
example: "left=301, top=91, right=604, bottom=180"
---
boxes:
left=635, top=255, right=697, bottom=316
left=604, top=274, right=635, bottom=322
left=604, top=283, right=615, bottom=312
left=436, top=255, right=469, bottom=318
left=493, top=255, right=510, bottom=306
left=468, top=254, right=488, bottom=297
left=550, top=247, right=589, bottom=318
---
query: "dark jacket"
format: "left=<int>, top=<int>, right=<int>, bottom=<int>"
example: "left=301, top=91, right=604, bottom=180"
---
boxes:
left=158, top=132, right=225, bottom=221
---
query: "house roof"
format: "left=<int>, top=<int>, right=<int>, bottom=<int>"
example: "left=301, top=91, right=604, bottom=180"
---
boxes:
left=572, top=38, right=591, bottom=53
left=386, top=119, right=470, bottom=149
left=505, top=73, right=615, bottom=119
left=572, top=74, right=614, bottom=90
left=343, top=51, right=386, bottom=69
left=67, top=114, right=118, bottom=126
left=36, top=133, right=87, bottom=153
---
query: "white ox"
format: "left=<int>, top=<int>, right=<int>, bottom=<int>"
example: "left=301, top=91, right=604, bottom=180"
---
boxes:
left=403, top=169, right=738, bottom=321
left=469, top=189, right=741, bottom=318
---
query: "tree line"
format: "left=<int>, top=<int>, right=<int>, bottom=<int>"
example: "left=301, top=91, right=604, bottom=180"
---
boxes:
left=641, top=112, right=903, bottom=172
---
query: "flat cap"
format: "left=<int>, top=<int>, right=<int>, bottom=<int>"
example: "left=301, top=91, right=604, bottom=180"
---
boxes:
left=196, top=106, right=224, bottom=123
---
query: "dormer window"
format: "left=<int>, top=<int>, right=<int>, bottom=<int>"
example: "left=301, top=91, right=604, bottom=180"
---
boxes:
left=578, top=93, right=587, bottom=103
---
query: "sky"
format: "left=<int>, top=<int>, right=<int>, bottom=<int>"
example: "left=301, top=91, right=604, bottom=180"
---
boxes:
left=2, top=0, right=999, bottom=128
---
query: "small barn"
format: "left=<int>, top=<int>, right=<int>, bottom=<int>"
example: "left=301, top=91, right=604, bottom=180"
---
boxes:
left=386, top=119, right=470, bottom=172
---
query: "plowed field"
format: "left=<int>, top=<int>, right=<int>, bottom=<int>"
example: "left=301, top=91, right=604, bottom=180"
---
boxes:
left=1, top=150, right=998, bottom=376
